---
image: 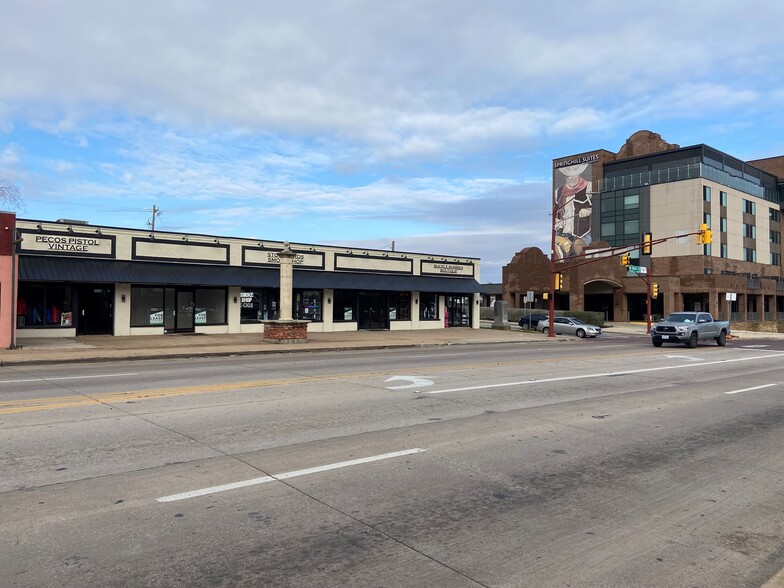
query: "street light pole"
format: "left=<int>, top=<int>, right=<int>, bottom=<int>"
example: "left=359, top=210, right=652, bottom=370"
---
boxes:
left=548, top=193, right=557, bottom=337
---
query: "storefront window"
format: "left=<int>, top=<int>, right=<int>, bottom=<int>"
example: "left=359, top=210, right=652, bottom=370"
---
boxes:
left=333, top=290, right=357, bottom=322
left=388, top=292, right=411, bottom=320
left=17, top=283, right=73, bottom=328
left=240, top=289, right=261, bottom=323
left=194, top=288, right=227, bottom=325
left=295, top=290, right=322, bottom=321
left=420, top=292, right=439, bottom=320
left=130, top=287, right=164, bottom=327
left=446, top=295, right=471, bottom=327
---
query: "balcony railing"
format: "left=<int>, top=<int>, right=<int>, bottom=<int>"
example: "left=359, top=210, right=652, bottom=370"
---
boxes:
left=599, top=162, right=779, bottom=203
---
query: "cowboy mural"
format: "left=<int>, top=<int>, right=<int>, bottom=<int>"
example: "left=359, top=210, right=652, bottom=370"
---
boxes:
left=554, top=162, right=592, bottom=259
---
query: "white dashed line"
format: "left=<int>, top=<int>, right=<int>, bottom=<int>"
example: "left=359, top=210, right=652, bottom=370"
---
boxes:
left=157, top=448, right=426, bottom=503
left=724, top=383, right=777, bottom=395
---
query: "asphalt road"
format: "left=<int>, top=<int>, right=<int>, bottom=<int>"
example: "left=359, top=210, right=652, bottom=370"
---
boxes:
left=1, top=334, right=783, bottom=587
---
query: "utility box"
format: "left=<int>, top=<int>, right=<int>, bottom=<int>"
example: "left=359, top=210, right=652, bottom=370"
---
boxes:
left=492, top=300, right=511, bottom=330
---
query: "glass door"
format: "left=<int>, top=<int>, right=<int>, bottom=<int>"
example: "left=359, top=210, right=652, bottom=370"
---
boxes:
left=164, top=288, right=195, bottom=333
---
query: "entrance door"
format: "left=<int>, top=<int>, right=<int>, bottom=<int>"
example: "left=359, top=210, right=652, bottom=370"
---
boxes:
left=76, top=285, right=114, bottom=335
left=164, top=288, right=195, bottom=333
left=358, top=292, right=388, bottom=330
left=445, top=295, right=471, bottom=327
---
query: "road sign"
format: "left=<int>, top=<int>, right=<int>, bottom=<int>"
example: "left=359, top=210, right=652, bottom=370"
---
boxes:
left=627, top=265, right=647, bottom=274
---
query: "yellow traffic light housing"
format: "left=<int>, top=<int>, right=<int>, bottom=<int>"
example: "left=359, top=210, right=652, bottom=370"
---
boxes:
left=697, top=223, right=709, bottom=244
left=642, top=232, right=652, bottom=255
left=621, top=253, right=630, bottom=267
left=703, top=227, right=712, bottom=245
left=543, top=292, right=549, bottom=300
left=554, top=273, right=563, bottom=290
left=652, top=282, right=659, bottom=299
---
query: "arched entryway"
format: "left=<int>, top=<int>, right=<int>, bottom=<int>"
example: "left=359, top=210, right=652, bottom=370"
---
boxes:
left=583, top=280, right=620, bottom=321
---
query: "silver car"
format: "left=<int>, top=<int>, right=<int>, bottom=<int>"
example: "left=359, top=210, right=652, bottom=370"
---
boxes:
left=536, top=316, right=602, bottom=338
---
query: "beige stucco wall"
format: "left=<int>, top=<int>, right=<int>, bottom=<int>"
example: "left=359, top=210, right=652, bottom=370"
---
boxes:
left=651, top=179, right=775, bottom=264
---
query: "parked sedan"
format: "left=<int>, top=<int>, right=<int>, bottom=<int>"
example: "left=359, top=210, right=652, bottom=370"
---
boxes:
left=518, top=313, right=548, bottom=330
left=536, top=316, right=602, bottom=338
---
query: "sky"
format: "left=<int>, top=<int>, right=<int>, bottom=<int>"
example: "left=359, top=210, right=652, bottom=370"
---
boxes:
left=1, top=1, right=783, bottom=283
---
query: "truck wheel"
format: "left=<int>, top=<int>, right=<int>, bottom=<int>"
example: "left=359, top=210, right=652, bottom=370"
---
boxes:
left=687, top=332, right=698, bottom=348
left=652, top=338, right=663, bottom=347
left=716, top=331, right=727, bottom=346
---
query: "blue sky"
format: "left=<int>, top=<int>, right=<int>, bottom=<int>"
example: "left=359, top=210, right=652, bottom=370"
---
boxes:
left=1, top=1, right=783, bottom=283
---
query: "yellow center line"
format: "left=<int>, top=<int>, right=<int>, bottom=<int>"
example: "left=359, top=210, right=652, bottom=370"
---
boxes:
left=0, top=349, right=661, bottom=415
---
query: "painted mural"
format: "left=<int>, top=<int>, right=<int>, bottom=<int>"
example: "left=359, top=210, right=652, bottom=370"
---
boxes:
left=553, top=159, right=594, bottom=259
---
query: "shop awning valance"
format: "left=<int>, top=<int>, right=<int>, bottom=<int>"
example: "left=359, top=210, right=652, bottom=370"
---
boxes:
left=19, top=255, right=481, bottom=294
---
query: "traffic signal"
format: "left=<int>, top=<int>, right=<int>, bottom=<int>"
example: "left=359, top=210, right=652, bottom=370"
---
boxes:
left=697, top=223, right=709, bottom=244
left=641, top=232, right=652, bottom=255
left=652, top=282, right=659, bottom=299
left=621, top=253, right=630, bottom=267
left=554, top=273, right=563, bottom=290
left=543, top=292, right=549, bottom=300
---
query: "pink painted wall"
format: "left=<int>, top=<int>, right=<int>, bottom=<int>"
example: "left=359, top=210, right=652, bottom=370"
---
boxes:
left=0, top=213, right=17, bottom=349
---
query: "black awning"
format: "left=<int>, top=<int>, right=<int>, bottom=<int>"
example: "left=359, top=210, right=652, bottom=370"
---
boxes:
left=18, top=256, right=279, bottom=287
left=19, top=255, right=481, bottom=293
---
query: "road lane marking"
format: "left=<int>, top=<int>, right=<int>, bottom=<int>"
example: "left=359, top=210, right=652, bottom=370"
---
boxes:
left=724, top=383, right=777, bottom=395
left=0, top=372, right=139, bottom=385
left=385, top=376, right=435, bottom=390
left=425, top=353, right=784, bottom=395
left=664, top=355, right=704, bottom=362
left=0, top=348, right=759, bottom=415
left=156, top=448, right=426, bottom=503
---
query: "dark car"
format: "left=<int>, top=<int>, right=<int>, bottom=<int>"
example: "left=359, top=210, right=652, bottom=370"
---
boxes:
left=518, top=313, right=548, bottom=330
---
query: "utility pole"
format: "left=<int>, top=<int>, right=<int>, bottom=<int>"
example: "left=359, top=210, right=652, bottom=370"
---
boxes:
left=147, top=205, right=162, bottom=234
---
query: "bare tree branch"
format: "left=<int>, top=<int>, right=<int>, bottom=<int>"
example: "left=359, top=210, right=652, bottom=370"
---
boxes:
left=0, top=181, right=24, bottom=213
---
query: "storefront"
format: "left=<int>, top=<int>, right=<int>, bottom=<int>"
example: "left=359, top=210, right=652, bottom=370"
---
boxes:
left=5, top=216, right=481, bottom=342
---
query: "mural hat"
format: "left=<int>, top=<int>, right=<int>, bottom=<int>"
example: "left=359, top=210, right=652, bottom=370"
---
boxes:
left=558, top=163, right=589, bottom=177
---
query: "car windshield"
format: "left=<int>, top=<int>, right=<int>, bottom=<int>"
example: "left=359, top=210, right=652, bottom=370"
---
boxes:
left=665, top=313, right=696, bottom=323
left=568, top=318, right=585, bottom=325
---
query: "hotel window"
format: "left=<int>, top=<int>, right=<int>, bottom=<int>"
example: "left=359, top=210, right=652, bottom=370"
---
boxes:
left=744, top=248, right=757, bottom=263
left=720, top=243, right=728, bottom=258
left=720, top=217, right=727, bottom=232
left=600, top=189, right=640, bottom=246
left=703, top=186, right=711, bottom=202
left=770, top=208, right=781, bottom=222
left=771, top=230, right=781, bottom=244
left=743, top=199, right=756, bottom=215
left=743, top=223, right=756, bottom=239
left=771, top=253, right=781, bottom=266
left=720, top=191, right=727, bottom=207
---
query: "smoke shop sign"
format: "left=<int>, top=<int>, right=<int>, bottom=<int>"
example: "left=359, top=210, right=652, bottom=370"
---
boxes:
left=24, top=233, right=114, bottom=255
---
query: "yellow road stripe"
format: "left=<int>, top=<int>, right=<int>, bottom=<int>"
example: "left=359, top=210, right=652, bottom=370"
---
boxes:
left=0, top=350, right=661, bottom=415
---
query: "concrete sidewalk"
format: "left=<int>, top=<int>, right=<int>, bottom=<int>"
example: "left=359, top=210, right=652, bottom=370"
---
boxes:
left=1, top=322, right=777, bottom=366
left=1, top=326, right=556, bottom=366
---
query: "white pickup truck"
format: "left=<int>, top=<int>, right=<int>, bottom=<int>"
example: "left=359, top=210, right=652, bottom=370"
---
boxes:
left=651, top=312, right=731, bottom=348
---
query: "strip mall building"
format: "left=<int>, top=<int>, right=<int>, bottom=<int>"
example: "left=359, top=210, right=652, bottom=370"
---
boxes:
left=503, top=131, right=784, bottom=326
left=0, top=214, right=481, bottom=346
